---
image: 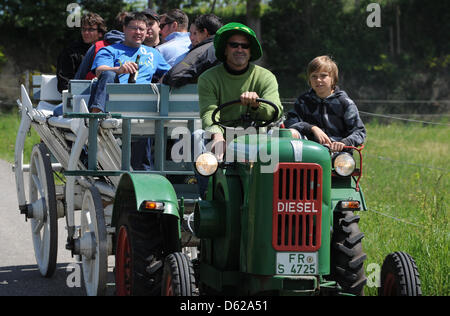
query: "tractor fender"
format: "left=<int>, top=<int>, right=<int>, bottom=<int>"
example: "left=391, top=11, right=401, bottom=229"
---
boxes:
left=111, top=173, right=180, bottom=228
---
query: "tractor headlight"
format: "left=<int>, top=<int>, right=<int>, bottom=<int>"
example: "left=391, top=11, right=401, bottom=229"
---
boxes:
left=333, top=152, right=356, bottom=177
left=195, top=152, right=218, bottom=177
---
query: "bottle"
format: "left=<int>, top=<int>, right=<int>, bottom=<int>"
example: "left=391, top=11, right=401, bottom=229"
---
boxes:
left=128, top=55, right=140, bottom=84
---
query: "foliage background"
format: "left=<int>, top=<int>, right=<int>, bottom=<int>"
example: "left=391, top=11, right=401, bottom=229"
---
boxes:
left=0, top=0, right=449, bottom=110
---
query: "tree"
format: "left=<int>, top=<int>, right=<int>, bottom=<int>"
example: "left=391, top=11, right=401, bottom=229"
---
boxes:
left=0, top=0, right=125, bottom=71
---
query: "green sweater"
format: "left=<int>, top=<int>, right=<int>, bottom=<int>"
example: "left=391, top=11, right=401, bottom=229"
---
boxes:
left=198, top=63, right=283, bottom=134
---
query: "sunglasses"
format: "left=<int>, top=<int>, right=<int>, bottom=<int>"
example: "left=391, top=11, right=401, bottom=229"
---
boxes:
left=227, top=42, right=250, bottom=49
left=160, top=21, right=174, bottom=29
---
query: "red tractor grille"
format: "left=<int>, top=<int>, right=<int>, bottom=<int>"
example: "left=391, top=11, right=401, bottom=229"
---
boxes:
left=273, top=163, right=322, bottom=251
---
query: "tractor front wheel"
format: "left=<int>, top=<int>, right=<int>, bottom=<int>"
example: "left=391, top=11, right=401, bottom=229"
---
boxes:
left=379, top=251, right=422, bottom=296
left=162, top=252, right=196, bottom=296
left=330, top=211, right=367, bottom=295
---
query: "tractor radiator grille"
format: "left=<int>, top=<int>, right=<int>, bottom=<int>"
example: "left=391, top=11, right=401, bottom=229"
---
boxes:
left=272, top=163, right=322, bottom=251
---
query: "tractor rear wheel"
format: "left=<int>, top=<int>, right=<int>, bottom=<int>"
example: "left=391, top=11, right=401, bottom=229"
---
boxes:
left=330, top=211, right=367, bottom=295
left=161, top=252, right=196, bottom=296
left=379, top=251, right=422, bottom=296
left=115, top=211, right=164, bottom=296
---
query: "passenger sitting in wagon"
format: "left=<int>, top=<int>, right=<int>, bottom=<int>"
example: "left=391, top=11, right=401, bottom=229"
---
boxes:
left=284, top=55, right=366, bottom=152
left=88, top=12, right=171, bottom=170
left=89, top=11, right=170, bottom=113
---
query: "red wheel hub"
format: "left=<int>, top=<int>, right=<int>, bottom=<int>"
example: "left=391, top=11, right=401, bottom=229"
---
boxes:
left=164, top=274, right=174, bottom=296
left=116, top=226, right=132, bottom=296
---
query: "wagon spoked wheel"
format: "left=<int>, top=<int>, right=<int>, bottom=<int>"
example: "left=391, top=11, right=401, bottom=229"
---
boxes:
left=379, top=251, right=422, bottom=296
left=162, top=252, right=195, bottom=296
left=80, top=185, right=108, bottom=296
left=28, top=143, right=58, bottom=278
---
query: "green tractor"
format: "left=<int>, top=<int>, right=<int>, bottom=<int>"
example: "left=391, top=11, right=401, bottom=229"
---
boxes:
left=113, top=99, right=421, bottom=296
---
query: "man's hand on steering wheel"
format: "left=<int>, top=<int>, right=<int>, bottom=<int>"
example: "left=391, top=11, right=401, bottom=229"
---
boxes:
left=240, top=91, right=260, bottom=109
left=211, top=97, right=280, bottom=129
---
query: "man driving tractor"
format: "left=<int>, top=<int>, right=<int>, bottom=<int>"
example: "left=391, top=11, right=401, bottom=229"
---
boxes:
left=195, top=22, right=283, bottom=195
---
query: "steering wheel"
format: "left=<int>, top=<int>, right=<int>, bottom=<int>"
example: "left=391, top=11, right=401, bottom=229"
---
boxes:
left=211, top=98, right=280, bottom=129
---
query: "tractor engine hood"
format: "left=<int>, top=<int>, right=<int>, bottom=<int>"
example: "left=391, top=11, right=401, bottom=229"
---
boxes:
left=227, top=131, right=331, bottom=170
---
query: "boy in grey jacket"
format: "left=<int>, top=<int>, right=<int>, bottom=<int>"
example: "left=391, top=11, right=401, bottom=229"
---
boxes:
left=284, top=55, right=366, bottom=152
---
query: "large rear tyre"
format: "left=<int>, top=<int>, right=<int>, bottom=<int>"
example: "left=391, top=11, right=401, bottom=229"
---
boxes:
left=162, top=252, right=195, bottom=296
left=379, top=251, right=422, bottom=296
left=115, top=211, right=164, bottom=296
left=29, top=143, right=58, bottom=278
left=330, top=211, right=367, bottom=295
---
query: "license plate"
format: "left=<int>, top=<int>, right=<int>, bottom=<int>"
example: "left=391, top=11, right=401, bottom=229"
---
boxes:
left=276, top=252, right=318, bottom=275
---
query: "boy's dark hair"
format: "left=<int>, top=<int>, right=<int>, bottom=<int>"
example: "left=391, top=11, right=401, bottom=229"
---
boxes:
left=164, top=9, right=189, bottom=31
left=123, top=12, right=150, bottom=27
left=82, top=12, right=107, bottom=36
left=194, top=14, right=223, bottom=35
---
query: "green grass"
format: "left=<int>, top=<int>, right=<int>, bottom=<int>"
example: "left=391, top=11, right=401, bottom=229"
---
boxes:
left=1, top=111, right=448, bottom=295
left=0, top=111, right=40, bottom=163
left=360, top=122, right=449, bottom=296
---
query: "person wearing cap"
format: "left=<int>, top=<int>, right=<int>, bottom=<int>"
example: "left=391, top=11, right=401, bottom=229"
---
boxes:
left=194, top=22, right=282, bottom=196
left=142, top=8, right=161, bottom=47
left=156, top=9, right=191, bottom=66
left=198, top=23, right=282, bottom=154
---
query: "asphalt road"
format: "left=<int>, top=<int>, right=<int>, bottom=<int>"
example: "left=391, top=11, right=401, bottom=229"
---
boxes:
left=0, top=159, right=114, bottom=296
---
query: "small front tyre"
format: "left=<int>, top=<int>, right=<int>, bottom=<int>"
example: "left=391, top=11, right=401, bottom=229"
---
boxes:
left=162, top=252, right=195, bottom=296
left=379, top=251, right=422, bottom=296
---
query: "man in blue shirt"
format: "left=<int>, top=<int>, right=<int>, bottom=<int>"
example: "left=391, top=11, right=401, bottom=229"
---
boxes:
left=88, top=12, right=171, bottom=170
left=89, top=11, right=171, bottom=113
left=156, top=9, right=191, bottom=66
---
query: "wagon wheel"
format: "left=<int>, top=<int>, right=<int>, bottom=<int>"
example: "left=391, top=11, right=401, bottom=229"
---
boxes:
left=115, top=211, right=164, bottom=296
left=79, top=185, right=108, bottom=296
left=28, top=143, right=58, bottom=278
left=379, top=251, right=422, bottom=296
left=162, top=252, right=196, bottom=296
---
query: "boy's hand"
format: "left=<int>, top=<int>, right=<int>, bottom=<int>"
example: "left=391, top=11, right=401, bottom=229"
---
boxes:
left=331, top=141, right=345, bottom=152
left=289, top=128, right=301, bottom=139
left=311, top=126, right=332, bottom=146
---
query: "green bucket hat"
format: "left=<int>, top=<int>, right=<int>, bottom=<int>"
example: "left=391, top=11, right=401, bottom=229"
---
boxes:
left=214, top=22, right=263, bottom=62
